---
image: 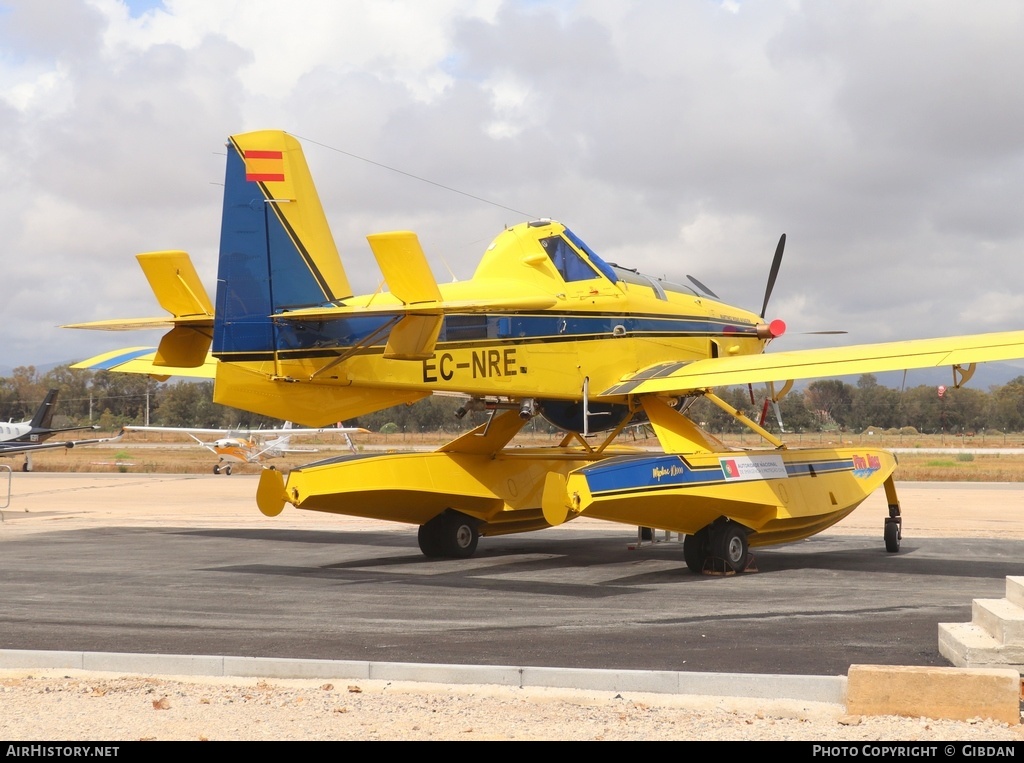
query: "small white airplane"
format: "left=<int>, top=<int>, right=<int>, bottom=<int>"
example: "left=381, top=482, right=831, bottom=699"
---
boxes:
left=124, top=422, right=367, bottom=474
left=1, top=389, right=122, bottom=471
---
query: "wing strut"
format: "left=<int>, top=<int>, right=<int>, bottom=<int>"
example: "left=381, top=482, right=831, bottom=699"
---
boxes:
left=704, top=391, right=785, bottom=449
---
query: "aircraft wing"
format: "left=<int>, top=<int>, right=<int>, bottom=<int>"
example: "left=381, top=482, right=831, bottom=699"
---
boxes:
left=250, top=438, right=319, bottom=459
left=250, top=426, right=370, bottom=436
left=71, top=347, right=217, bottom=379
left=125, top=425, right=368, bottom=437
left=0, top=430, right=124, bottom=456
left=601, top=330, right=1024, bottom=397
left=126, top=426, right=233, bottom=436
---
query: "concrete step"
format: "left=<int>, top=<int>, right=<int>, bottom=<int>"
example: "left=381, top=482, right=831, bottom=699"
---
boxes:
left=973, top=598, right=1024, bottom=645
left=1006, top=576, right=1024, bottom=609
left=939, top=621, right=1024, bottom=669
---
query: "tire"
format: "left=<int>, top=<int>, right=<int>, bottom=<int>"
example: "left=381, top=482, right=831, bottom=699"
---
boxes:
left=224, top=464, right=232, bottom=476
left=709, top=521, right=748, bottom=573
left=884, top=520, right=901, bottom=553
left=213, top=464, right=220, bottom=475
left=417, top=522, right=444, bottom=558
left=683, top=528, right=710, bottom=574
left=419, top=511, right=479, bottom=559
left=439, top=513, right=479, bottom=558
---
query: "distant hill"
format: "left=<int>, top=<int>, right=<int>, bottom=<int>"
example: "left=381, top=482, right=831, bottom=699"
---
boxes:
left=786, top=362, right=1024, bottom=392
left=0, top=360, right=71, bottom=378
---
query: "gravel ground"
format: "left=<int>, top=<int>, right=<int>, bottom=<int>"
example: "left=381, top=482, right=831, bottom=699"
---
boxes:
left=2, top=670, right=1023, bottom=741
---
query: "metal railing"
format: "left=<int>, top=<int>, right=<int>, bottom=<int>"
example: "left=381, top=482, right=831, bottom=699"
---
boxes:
left=0, top=464, right=11, bottom=514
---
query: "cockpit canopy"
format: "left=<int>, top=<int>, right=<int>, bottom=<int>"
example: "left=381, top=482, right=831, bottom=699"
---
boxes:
left=607, top=264, right=701, bottom=301
left=539, top=222, right=703, bottom=301
left=475, top=219, right=706, bottom=302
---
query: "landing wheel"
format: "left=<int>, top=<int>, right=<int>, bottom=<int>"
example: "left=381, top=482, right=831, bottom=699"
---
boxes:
left=710, top=522, right=749, bottom=572
left=224, top=464, right=232, bottom=476
left=417, top=523, right=444, bottom=558
left=683, top=528, right=710, bottom=574
left=21, top=462, right=30, bottom=473
left=445, top=517, right=479, bottom=558
left=417, top=511, right=480, bottom=559
left=213, top=464, right=220, bottom=475
left=884, top=519, right=901, bottom=553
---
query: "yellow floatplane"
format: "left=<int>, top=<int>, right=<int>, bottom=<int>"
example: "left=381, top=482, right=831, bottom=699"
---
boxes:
left=68, top=130, right=1024, bottom=573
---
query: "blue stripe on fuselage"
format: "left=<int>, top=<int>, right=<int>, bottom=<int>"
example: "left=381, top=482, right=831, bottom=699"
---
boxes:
left=581, top=454, right=720, bottom=494
left=581, top=454, right=856, bottom=496
left=225, top=311, right=760, bottom=357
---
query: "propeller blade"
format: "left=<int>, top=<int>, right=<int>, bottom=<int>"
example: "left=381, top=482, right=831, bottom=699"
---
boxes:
left=686, top=275, right=719, bottom=299
left=760, top=233, right=786, bottom=319
left=799, top=330, right=848, bottom=335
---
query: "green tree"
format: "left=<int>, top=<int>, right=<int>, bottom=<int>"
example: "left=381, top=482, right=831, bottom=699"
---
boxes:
left=850, top=374, right=901, bottom=430
left=805, top=380, right=854, bottom=429
left=776, top=390, right=817, bottom=432
left=942, top=386, right=988, bottom=433
left=988, top=377, right=1024, bottom=432
left=0, top=366, right=46, bottom=422
left=41, top=364, right=94, bottom=423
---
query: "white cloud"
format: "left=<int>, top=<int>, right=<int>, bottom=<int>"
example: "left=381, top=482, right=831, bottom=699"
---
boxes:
left=0, top=0, right=1022, bottom=376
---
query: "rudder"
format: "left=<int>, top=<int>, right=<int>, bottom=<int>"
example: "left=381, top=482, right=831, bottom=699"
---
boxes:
left=214, top=131, right=352, bottom=358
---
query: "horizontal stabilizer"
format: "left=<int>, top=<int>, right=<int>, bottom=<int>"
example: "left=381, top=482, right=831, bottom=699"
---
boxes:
left=276, top=230, right=558, bottom=360
left=71, top=347, right=217, bottom=380
left=275, top=294, right=559, bottom=322
left=63, top=252, right=213, bottom=333
left=64, top=251, right=214, bottom=368
left=63, top=317, right=178, bottom=331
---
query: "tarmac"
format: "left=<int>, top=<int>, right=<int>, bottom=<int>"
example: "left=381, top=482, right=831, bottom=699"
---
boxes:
left=2, top=472, right=1023, bottom=713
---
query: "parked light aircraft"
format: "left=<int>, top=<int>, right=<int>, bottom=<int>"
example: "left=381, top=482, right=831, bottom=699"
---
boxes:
left=66, top=130, right=1024, bottom=573
left=1, top=389, right=121, bottom=470
left=124, top=422, right=364, bottom=474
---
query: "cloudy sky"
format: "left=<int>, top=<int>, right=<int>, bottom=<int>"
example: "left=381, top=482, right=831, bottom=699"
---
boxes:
left=2, top=0, right=1023, bottom=384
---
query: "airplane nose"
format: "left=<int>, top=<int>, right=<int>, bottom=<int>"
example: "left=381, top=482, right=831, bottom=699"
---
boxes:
left=756, top=319, right=787, bottom=340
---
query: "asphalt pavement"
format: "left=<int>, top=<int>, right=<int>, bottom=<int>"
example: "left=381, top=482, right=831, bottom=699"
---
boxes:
left=2, top=476, right=1022, bottom=677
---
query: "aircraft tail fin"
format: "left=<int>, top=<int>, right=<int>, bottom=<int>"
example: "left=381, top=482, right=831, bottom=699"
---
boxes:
left=214, top=130, right=353, bottom=356
left=28, top=390, right=59, bottom=430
